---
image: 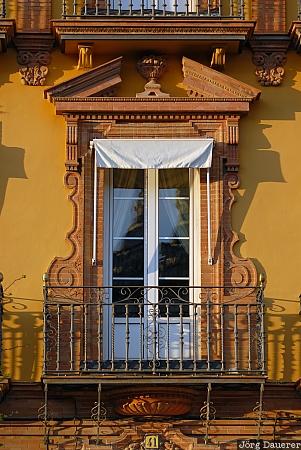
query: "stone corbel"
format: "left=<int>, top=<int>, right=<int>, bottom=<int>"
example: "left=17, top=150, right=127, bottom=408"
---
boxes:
left=14, top=33, right=54, bottom=86
left=210, top=47, right=226, bottom=71
left=77, top=43, right=93, bottom=70
left=66, top=117, right=79, bottom=172
left=250, top=36, right=289, bottom=86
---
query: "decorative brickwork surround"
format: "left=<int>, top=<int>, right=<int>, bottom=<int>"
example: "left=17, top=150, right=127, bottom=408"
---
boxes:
left=45, top=57, right=260, bottom=294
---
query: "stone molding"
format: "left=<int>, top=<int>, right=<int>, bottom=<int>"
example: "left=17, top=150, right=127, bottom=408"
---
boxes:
left=14, top=33, right=54, bottom=86
left=45, top=56, right=122, bottom=100
left=250, top=35, right=289, bottom=87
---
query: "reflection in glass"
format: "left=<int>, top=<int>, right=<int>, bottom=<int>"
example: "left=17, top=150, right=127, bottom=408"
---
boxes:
left=159, top=199, right=189, bottom=237
left=114, top=169, right=144, bottom=198
left=159, top=169, right=189, bottom=197
left=159, top=239, right=189, bottom=278
left=113, top=239, right=144, bottom=278
left=113, top=199, right=144, bottom=238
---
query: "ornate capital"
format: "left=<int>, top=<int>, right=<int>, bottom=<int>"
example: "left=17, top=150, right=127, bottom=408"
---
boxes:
left=250, top=36, right=289, bottom=87
left=77, top=43, right=93, bottom=70
left=14, top=33, right=54, bottom=86
left=252, top=51, right=286, bottom=86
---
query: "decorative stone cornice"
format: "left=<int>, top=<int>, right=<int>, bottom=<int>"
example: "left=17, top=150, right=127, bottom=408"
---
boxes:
left=14, top=33, right=54, bottom=86
left=0, top=19, right=15, bottom=52
left=250, top=35, right=290, bottom=87
left=51, top=19, right=256, bottom=53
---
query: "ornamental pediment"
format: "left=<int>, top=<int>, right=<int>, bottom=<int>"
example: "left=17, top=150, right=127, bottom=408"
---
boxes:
left=44, top=56, right=122, bottom=101
left=182, top=56, right=261, bottom=101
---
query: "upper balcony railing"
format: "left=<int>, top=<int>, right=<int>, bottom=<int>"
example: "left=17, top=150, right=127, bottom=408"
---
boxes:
left=43, top=285, right=265, bottom=377
left=61, top=0, right=245, bottom=19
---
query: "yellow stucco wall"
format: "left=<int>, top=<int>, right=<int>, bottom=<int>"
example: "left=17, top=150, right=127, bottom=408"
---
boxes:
left=0, top=47, right=300, bottom=382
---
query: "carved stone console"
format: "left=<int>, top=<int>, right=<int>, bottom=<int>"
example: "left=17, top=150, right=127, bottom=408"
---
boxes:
left=14, top=33, right=54, bottom=86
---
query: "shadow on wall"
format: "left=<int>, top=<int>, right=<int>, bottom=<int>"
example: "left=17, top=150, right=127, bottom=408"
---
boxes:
left=0, top=121, right=27, bottom=215
left=265, top=297, right=301, bottom=382
left=2, top=303, right=43, bottom=380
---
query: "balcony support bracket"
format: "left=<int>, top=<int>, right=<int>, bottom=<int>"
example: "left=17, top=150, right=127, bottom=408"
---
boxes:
left=90, top=383, right=107, bottom=446
left=200, top=382, right=216, bottom=445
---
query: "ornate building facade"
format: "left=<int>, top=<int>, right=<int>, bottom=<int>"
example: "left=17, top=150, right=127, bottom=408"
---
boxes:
left=0, top=1, right=301, bottom=449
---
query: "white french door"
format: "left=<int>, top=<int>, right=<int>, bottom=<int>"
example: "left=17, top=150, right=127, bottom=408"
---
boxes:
left=103, top=168, right=200, bottom=363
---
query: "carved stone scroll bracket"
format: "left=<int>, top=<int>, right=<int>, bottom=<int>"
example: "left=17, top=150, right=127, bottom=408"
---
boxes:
left=250, top=36, right=289, bottom=87
left=223, top=168, right=258, bottom=291
left=47, top=171, right=83, bottom=288
left=14, top=33, right=54, bottom=86
left=66, top=117, right=79, bottom=172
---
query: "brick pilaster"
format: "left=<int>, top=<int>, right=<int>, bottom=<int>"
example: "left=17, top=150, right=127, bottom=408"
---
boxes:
left=16, top=0, right=51, bottom=32
left=252, top=0, right=286, bottom=33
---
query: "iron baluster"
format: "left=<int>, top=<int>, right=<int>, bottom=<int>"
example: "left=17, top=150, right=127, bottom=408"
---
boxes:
left=1, top=0, right=5, bottom=17
left=83, top=303, right=88, bottom=370
left=207, top=0, right=211, bottom=15
left=206, top=293, right=211, bottom=370
left=220, top=304, right=225, bottom=371
left=217, top=0, right=221, bottom=16
left=179, top=303, right=184, bottom=371
left=185, top=0, right=189, bottom=16
left=106, top=0, right=111, bottom=15
left=118, top=0, right=122, bottom=15
left=84, top=0, right=88, bottom=15
left=229, top=0, right=234, bottom=16
left=125, top=303, right=129, bottom=371
left=42, top=286, right=47, bottom=374
left=234, top=304, right=239, bottom=371
left=62, top=0, right=67, bottom=18
left=247, top=304, right=251, bottom=371
left=56, top=304, right=61, bottom=372
left=139, top=302, right=143, bottom=371
left=111, top=303, right=115, bottom=371
left=192, top=303, right=197, bottom=372
left=95, top=0, right=99, bottom=15
left=151, top=0, right=156, bottom=18
left=129, top=0, right=133, bottom=15
left=173, top=0, right=178, bottom=16
left=98, top=301, right=102, bottom=371
left=73, top=0, right=77, bottom=15
left=70, top=304, right=74, bottom=372
left=151, top=298, right=157, bottom=374
left=239, top=0, right=244, bottom=18
left=166, top=302, right=170, bottom=371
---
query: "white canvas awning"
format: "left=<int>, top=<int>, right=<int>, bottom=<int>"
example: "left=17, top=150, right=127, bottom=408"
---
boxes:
left=91, top=138, right=214, bottom=169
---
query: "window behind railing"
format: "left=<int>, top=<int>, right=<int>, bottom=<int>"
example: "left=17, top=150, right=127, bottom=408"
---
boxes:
left=61, top=0, right=245, bottom=18
left=43, top=285, right=265, bottom=376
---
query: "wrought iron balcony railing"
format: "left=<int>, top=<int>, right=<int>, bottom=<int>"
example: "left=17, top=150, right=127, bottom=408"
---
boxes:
left=61, top=0, right=245, bottom=18
left=0, top=1, right=5, bottom=17
left=43, top=285, right=265, bottom=376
